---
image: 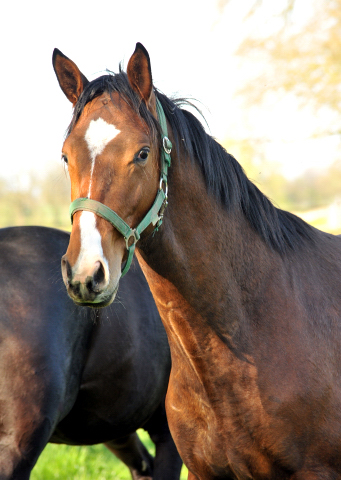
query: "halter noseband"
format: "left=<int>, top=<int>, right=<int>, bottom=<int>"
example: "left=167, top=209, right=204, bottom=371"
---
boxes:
left=69, top=99, right=172, bottom=277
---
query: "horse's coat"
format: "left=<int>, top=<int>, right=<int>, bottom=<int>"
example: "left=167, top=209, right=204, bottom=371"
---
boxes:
left=53, top=44, right=341, bottom=480
left=0, top=226, right=181, bottom=480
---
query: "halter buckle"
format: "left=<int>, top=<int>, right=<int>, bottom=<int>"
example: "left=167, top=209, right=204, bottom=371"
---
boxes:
left=163, top=136, right=172, bottom=155
left=125, top=229, right=140, bottom=250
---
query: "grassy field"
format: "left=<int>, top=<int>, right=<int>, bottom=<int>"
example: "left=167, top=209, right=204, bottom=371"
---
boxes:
left=31, top=430, right=188, bottom=480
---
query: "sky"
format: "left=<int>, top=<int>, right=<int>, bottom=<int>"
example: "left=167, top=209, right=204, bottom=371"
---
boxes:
left=2, top=0, right=339, bottom=187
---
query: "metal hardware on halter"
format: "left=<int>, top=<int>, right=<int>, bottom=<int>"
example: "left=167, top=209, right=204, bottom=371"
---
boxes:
left=155, top=174, right=168, bottom=232
left=125, top=229, right=140, bottom=250
left=158, top=197, right=168, bottom=223
left=163, top=136, right=172, bottom=154
left=69, top=98, right=172, bottom=277
left=159, top=177, right=168, bottom=197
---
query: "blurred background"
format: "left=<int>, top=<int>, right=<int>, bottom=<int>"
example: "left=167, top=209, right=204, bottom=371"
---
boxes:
left=1, top=0, right=341, bottom=235
left=2, top=0, right=341, bottom=477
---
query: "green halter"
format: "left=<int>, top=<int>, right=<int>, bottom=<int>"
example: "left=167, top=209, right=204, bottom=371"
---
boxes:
left=69, top=99, right=172, bottom=277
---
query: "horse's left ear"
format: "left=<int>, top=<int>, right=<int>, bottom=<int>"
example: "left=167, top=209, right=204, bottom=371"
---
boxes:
left=127, top=43, right=154, bottom=107
left=52, top=48, right=89, bottom=106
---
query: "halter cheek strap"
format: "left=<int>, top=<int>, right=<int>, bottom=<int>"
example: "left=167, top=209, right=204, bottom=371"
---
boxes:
left=69, top=99, right=172, bottom=277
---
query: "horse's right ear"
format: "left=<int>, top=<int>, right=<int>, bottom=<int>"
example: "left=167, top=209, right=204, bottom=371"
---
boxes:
left=52, top=49, right=89, bottom=106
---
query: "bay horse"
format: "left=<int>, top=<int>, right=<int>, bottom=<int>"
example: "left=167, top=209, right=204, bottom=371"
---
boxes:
left=0, top=225, right=181, bottom=480
left=53, top=44, right=341, bottom=479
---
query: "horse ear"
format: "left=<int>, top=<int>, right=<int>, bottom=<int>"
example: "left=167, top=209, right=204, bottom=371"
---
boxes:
left=52, top=48, right=89, bottom=106
left=127, top=43, right=153, bottom=105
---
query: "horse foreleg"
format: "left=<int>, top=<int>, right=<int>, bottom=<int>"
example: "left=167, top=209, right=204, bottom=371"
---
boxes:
left=105, top=432, right=154, bottom=480
left=143, top=402, right=183, bottom=480
left=0, top=416, right=53, bottom=480
left=0, top=447, right=31, bottom=480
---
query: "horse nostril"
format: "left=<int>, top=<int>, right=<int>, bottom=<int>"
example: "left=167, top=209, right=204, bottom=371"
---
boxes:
left=61, top=256, right=73, bottom=284
left=61, top=257, right=107, bottom=301
left=92, top=261, right=106, bottom=292
left=70, top=282, right=81, bottom=297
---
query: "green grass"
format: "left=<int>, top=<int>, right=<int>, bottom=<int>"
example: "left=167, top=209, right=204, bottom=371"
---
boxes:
left=31, top=430, right=188, bottom=480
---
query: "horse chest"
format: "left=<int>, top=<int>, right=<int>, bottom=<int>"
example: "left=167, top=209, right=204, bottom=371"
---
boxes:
left=151, top=300, right=269, bottom=477
left=165, top=331, right=278, bottom=479
left=138, top=256, right=341, bottom=479
left=166, top=320, right=341, bottom=479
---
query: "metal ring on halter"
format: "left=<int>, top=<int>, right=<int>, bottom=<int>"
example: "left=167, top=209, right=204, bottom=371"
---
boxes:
left=159, top=177, right=168, bottom=197
left=163, top=136, right=172, bottom=154
left=125, top=229, right=140, bottom=250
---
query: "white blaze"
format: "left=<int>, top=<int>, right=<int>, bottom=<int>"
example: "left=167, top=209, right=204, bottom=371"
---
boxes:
left=76, top=118, right=119, bottom=280
left=74, top=211, right=109, bottom=285
left=84, top=117, right=120, bottom=197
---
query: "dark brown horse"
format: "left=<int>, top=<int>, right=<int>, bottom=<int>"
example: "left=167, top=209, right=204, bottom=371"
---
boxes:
left=53, top=44, right=341, bottom=479
left=0, top=226, right=181, bottom=480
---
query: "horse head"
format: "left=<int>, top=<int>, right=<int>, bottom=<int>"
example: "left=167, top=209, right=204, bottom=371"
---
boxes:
left=53, top=44, right=163, bottom=306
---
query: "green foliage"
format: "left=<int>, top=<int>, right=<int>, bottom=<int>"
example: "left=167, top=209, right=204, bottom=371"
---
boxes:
left=237, top=0, right=341, bottom=135
left=31, top=431, right=188, bottom=480
left=223, top=138, right=291, bottom=209
left=0, top=156, right=340, bottom=233
left=0, top=168, right=71, bottom=230
left=32, top=444, right=125, bottom=480
left=224, top=138, right=341, bottom=234
left=283, top=160, right=341, bottom=210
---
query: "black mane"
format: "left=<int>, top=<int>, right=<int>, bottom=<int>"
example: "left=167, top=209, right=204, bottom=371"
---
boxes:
left=69, top=69, right=316, bottom=254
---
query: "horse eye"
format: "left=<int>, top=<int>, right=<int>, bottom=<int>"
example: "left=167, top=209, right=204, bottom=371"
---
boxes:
left=61, top=154, right=68, bottom=164
left=135, top=148, right=150, bottom=163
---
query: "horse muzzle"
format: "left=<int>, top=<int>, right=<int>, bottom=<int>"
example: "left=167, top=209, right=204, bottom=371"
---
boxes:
left=61, top=255, right=117, bottom=307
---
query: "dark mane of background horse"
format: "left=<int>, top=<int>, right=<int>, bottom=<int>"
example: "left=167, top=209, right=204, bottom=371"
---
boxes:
left=67, top=69, right=317, bottom=255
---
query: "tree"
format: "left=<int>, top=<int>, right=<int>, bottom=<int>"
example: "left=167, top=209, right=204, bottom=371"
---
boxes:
left=235, top=0, right=341, bottom=136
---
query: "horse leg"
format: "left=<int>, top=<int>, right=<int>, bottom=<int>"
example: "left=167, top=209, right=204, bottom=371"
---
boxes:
left=143, top=402, right=183, bottom=480
left=0, top=353, right=60, bottom=480
left=105, top=432, right=154, bottom=480
left=0, top=446, right=31, bottom=480
left=0, top=416, right=54, bottom=480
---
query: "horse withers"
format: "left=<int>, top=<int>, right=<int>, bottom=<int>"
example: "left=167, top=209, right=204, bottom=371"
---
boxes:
left=53, top=44, right=341, bottom=480
left=0, top=225, right=181, bottom=480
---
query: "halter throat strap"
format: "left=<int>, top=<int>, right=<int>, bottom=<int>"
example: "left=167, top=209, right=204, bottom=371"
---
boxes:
left=69, top=98, right=172, bottom=277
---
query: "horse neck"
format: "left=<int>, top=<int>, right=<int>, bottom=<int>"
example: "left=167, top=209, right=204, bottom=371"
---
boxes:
left=138, top=149, right=283, bottom=339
